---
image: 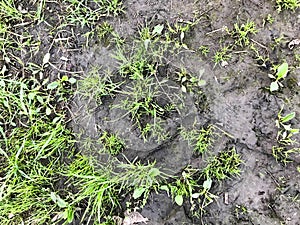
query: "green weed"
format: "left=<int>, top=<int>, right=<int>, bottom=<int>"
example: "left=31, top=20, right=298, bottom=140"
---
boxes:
left=99, top=131, right=125, bottom=156
left=63, top=0, right=124, bottom=27
left=160, top=167, right=217, bottom=217
left=276, top=0, right=300, bottom=12
left=66, top=157, right=169, bottom=223
left=76, top=67, right=120, bottom=104
left=228, top=21, right=258, bottom=47
left=181, top=125, right=215, bottom=154
left=269, top=62, right=289, bottom=92
left=272, top=107, right=300, bottom=164
left=176, top=67, right=206, bottom=93
left=202, top=147, right=242, bottom=181
left=198, top=45, right=210, bottom=57
left=213, top=45, right=232, bottom=65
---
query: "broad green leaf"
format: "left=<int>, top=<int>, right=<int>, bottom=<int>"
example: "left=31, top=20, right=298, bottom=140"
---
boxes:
left=46, top=107, right=51, bottom=115
left=28, top=92, right=36, bottom=100
left=149, top=168, right=160, bottom=177
left=50, top=192, right=57, bottom=202
left=175, top=195, right=183, bottom=206
left=191, top=193, right=201, bottom=198
left=290, top=129, right=299, bottom=134
left=152, top=24, right=164, bottom=35
left=37, top=96, right=44, bottom=104
left=68, top=77, right=77, bottom=84
left=43, top=53, right=50, bottom=65
left=281, top=112, right=295, bottom=123
left=57, top=197, right=67, bottom=208
left=198, top=80, right=206, bottom=86
left=203, top=178, right=212, bottom=190
left=160, top=185, right=169, bottom=192
left=61, top=75, right=68, bottom=82
left=47, top=81, right=59, bottom=90
left=276, top=62, right=288, bottom=80
left=133, top=187, right=146, bottom=199
left=270, top=81, right=278, bottom=92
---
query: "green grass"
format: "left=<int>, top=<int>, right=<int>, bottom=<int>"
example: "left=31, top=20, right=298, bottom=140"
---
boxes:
left=181, top=125, right=215, bottom=154
left=276, top=0, right=300, bottom=12
left=66, top=156, right=170, bottom=223
left=63, top=0, right=124, bottom=27
left=202, top=147, right=242, bottom=181
left=228, top=21, right=257, bottom=47
left=76, top=66, right=121, bottom=104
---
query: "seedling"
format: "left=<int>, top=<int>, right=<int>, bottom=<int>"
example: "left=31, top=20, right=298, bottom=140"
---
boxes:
left=269, top=62, right=289, bottom=92
left=276, top=0, right=300, bottom=12
left=99, top=131, right=125, bottom=155
left=202, top=147, right=242, bottom=181
left=228, top=21, right=258, bottom=47
left=213, top=45, right=232, bottom=65
left=198, top=45, right=210, bottom=57
left=273, top=107, right=300, bottom=163
left=181, top=125, right=215, bottom=154
left=176, top=67, right=206, bottom=93
left=276, top=107, right=299, bottom=144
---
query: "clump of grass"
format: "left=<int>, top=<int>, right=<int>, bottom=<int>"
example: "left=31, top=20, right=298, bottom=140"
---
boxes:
left=275, top=0, right=300, bottom=12
left=0, top=74, right=75, bottom=225
left=180, top=125, right=215, bottom=154
left=202, top=147, right=242, bottom=180
left=76, top=67, right=121, bottom=104
left=63, top=0, right=124, bottom=27
left=272, top=107, right=300, bottom=164
left=228, top=20, right=258, bottom=47
left=99, top=131, right=125, bottom=156
left=66, top=156, right=170, bottom=223
left=213, top=45, right=232, bottom=65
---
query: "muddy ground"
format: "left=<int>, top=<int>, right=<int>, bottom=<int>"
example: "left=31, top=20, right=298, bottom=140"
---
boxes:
left=66, top=1, right=300, bottom=224
left=10, top=0, right=300, bottom=224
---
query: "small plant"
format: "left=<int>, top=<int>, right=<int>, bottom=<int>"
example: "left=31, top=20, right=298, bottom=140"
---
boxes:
left=276, top=0, right=300, bottom=12
left=96, top=22, right=114, bottom=43
left=228, top=21, right=258, bottom=47
left=76, top=67, right=121, bottom=104
left=202, top=147, right=242, bottom=181
left=99, top=131, right=125, bottom=155
left=181, top=125, right=215, bottom=154
left=165, top=20, right=196, bottom=49
left=64, top=0, right=124, bottom=27
left=275, top=107, right=299, bottom=145
left=160, top=167, right=217, bottom=215
left=265, top=14, right=275, bottom=25
left=176, top=67, right=206, bottom=93
left=67, top=157, right=170, bottom=224
left=269, top=62, right=289, bottom=92
left=199, top=45, right=210, bottom=57
left=272, top=107, right=300, bottom=164
left=213, top=45, right=232, bottom=65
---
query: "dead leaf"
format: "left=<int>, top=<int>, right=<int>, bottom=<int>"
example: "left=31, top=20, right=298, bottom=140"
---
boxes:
left=288, top=39, right=300, bottom=49
left=123, top=211, right=149, bottom=225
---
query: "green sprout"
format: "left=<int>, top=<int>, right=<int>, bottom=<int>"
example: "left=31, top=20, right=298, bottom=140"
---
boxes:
left=269, top=62, right=289, bottom=92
